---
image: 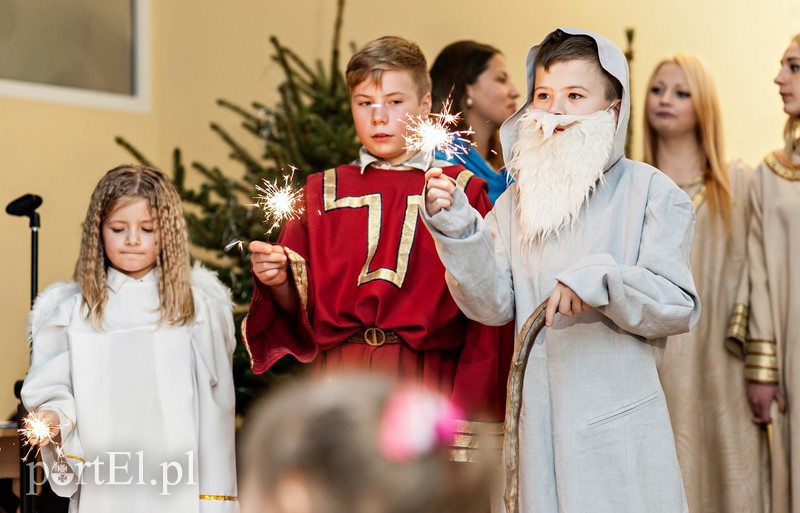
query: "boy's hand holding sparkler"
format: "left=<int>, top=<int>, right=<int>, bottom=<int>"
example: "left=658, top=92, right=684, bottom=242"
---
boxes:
left=250, top=241, right=289, bottom=287
left=250, top=241, right=298, bottom=314
left=21, top=410, right=61, bottom=447
left=424, top=168, right=458, bottom=216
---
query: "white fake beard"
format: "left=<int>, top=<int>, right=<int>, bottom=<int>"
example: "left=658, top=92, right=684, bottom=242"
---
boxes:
left=506, top=108, right=617, bottom=246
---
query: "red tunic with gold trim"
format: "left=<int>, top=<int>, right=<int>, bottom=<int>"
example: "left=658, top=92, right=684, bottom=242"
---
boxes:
left=244, top=163, right=512, bottom=419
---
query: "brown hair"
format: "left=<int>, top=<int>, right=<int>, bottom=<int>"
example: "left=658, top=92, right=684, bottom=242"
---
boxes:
left=782, top=34, right=800, bottom=158
left=346, top=36, right=431, bottom=101
left=430, top=40, right=504, bottom=167
left=642, top=55, right=733, bottom=231
left=536, top=30, right=622, bottom=101
left=75, top=164, right=194, bottom=328
left=241, top=375, right=491, bottom=513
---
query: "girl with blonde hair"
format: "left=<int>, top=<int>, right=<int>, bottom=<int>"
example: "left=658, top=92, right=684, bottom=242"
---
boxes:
left=643, top=54, right=763, bottom=513
left=21, top=165, right=239, bottom=513
left=746, top=33, right=800, bottom=513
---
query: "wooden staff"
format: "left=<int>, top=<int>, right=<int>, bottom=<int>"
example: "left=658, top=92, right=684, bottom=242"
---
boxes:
left=503, top=299, right=549, bottom=513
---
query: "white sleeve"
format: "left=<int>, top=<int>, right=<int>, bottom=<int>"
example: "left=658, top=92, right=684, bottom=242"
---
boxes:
left=419, top=186, right=515, bottom=326
left=191, top=267, right=239, bottom=512
left=555, top=175, right=700, bottom=339
left=21, top=285, right=85, bottom=498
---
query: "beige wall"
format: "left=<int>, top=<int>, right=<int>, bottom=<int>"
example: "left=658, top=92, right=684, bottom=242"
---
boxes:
left=1, top=0, right=798, bottom=417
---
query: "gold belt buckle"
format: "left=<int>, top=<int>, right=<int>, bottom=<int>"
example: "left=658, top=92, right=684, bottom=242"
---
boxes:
left=364, top=327, right=386, bottom=346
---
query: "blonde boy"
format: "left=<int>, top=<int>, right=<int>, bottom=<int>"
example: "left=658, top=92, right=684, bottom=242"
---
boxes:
left=244, top=36, right=510, bottom=423
left=422, top=28, right=699, bottom=512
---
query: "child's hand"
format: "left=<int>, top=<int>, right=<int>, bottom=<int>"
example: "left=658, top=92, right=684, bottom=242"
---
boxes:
left=746, top=382, right=786, bottom=425
left=424, top=167, right=457, bottom=216
left=545, top=283, right=590, bottom=327
left=28, top=410, right=61, bottom=447
left=250, top=241, right=289, bottom=287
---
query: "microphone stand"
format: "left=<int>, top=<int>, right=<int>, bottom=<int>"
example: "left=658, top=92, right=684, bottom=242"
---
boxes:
left=20, top=210, right=38, bottom=513
left=28, top=210, right=40, bottom=307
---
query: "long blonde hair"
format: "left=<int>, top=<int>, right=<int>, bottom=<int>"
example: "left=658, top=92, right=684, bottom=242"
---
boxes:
left=75, top=164, right=194, bottom=328
left=782, top=34, right=800, bottom=158
left=642, top=54, right=732, bottom=230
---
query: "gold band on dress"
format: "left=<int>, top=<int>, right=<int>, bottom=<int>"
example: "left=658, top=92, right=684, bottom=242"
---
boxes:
left=727, top=303, right=749, bottom=339
left=690, top=184, right=707, bottom=210
left=323, top=167, right=420, bottom=288
left=66, top=455, right=85, bottom=463
left=725, top=303, right=749, bottom=353
left=745, top=354, right=779, bottom=369
left=200, top=495, right=238, bottom=501
left=448, top=419, right=504, bottom=463
left=764, top=151, right=800, bottom=181
left=747, top=340, right=777, bottom=356
left=745, top=338, right=779, bottom=384
left=744, top=367, right=779, bottom=384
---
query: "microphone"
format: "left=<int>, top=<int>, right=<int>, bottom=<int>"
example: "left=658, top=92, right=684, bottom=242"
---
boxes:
left=6, top=194, right=42, bottom=217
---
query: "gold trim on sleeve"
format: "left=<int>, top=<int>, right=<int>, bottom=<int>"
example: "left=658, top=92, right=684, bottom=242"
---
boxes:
left=747, top=340, right=777, bottom=356
left=744, top=367, right=779, bottom=384
left=200, top=495, right=239, bottom=501
left=726, top=303, right=749, bottom=346
left=66, top=455, right=85, bottom=463
left=241, top=315, right=255, bottom=370
left=765, top=151, right=800, bottom=181
left=745, top=354, right=779, bottom=369
left=455, top=169, right=475, bottom=190
left=452, top=419, right=505, bottom=435
left=284, top=247, right=309, bottom=311
left=448, top=419, right=504, bottom=464
left=745, top=338, right=779, bottom=383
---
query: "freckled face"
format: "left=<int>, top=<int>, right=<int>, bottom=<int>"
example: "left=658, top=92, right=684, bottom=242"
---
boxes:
left=102, top=197, right=159, bottom=279
left=350, top=69, right=432, bottom=164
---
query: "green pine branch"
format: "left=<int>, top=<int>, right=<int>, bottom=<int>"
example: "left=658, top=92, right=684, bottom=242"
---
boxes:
left=115, top=0, right=358, bottom=414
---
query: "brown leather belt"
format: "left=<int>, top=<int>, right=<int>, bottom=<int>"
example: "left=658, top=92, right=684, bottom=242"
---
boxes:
left=345, top=327, right=403, bottom=347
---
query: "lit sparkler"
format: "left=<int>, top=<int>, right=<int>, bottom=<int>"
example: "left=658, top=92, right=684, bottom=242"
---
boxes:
left=19, top=411, right=62, bottom=461
left=253, top=167, right=304, bottom=235
left=403, top=99, right=474, bottom=167
left=20, top=412, right=55, bottom=447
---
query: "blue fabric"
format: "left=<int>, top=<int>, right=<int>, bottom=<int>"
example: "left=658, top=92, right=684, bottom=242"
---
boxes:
left=435, top=144, right=511, bottom=204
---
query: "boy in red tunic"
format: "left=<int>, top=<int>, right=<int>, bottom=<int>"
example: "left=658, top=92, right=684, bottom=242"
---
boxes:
left=243, top=36, right=511, bottom=426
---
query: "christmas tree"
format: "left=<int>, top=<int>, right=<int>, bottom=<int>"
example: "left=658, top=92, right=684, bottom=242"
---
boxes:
left=116, top=0, right=359, bottom=413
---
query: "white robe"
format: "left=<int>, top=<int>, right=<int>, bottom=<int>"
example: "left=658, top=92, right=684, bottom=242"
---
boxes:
left=21, top=265, right=239, bottom=513
left=421, top=27, right=699, bottom=513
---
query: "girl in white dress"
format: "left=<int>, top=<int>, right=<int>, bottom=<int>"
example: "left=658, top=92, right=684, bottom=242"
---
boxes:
left=21, top=165, right=239, bottom=513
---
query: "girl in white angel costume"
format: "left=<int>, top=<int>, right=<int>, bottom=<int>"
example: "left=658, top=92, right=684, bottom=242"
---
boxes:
left=22, top=164, right=239, bottom=513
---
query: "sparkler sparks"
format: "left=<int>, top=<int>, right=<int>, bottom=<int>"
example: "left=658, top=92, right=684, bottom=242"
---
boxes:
left=19, top=411, right=64, bottom=461
left=403, top=99, right=474, bottom=166
left=253, top=168, right=304, bottom=235
left=20, top=412, right=55, bottom=447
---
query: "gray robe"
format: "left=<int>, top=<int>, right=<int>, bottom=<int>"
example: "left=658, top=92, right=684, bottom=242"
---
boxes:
left=421, top=27, right=699, bottom=513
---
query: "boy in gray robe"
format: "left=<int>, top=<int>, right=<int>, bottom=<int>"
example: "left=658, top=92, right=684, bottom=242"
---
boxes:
left=420, top=28, right=699, bottom=513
